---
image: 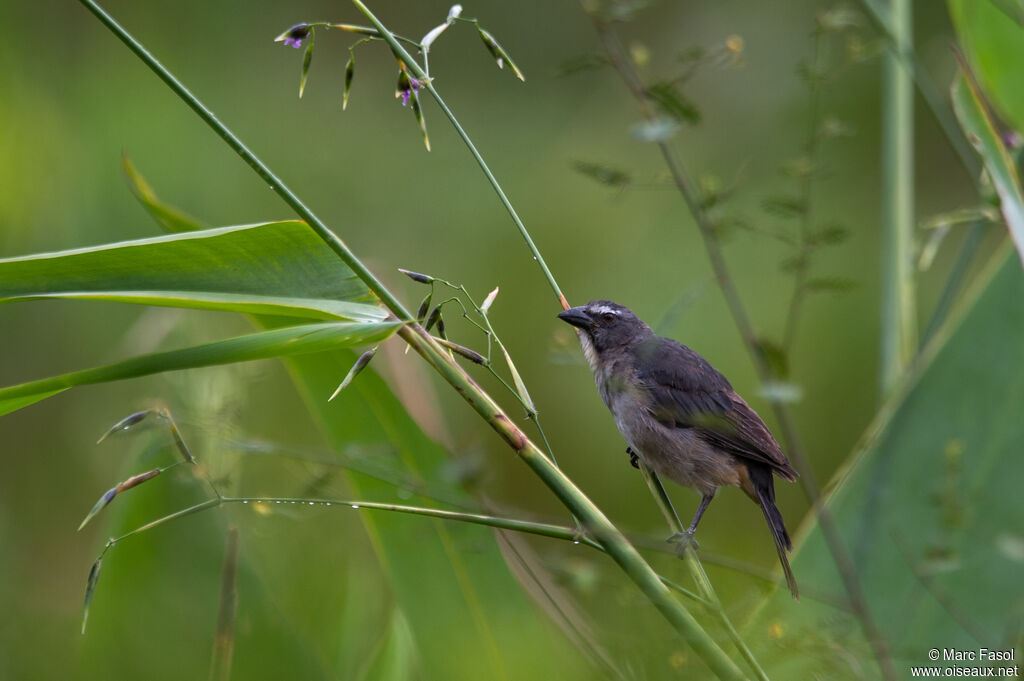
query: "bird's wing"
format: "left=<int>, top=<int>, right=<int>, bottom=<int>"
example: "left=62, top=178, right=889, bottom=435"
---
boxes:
left=635, top=337, right=798, bottom=480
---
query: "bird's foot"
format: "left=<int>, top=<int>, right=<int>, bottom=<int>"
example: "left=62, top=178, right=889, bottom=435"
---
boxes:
left=667, top=530, right=700, bottom=554
left=626, top=446, right=639, bottom=469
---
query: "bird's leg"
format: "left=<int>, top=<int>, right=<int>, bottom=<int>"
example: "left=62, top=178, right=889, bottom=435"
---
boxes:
left=626, top=446, right=640, bottom=469
left=667, top=493, right=715, bottom=551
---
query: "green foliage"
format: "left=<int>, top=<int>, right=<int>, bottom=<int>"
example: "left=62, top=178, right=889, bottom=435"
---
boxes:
left=746, top=250, right=1024, bottom=678
left=0, top=221, right=384, bottom=320
left=647, top=81, right=701, bottom=125
left=281, top=346, right=594, bottom=680
left=0, top=320, right=397, bottom=416
left=952, top=71, right=1024, bottom=266
left=7, top=1, right=1024, bottom=679
left=949, top=0, right=1024, bottom=133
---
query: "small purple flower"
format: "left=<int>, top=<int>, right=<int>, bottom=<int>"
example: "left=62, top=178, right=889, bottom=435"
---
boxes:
left=397, top=73, right=421, bottom=107
left=275, top=23, right=311, bottom=50
left=401, top=84, right=417, bottom=106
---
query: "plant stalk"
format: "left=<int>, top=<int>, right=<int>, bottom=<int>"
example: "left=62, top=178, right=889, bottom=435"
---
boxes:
left=351, top=0, right=570, bottom=311
left=638, top=464, right=771, bottom=681
left=592, top=18, right=898, bottom=681
left=78, top=1, right=747, bottom=675
left=879, top=0, right=917, bottom=398
left=77, top=0, right=412, bottom=323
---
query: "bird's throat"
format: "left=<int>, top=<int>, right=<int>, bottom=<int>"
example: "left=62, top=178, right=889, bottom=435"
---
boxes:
left=577, top=330, right=600, bottom=374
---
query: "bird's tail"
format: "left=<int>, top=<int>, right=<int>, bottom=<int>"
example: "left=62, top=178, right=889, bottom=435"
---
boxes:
left=745, top=464, right=799, bottom=600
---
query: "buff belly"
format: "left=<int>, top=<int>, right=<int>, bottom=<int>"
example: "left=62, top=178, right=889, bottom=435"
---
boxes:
left=608, top=392, right=742, bottom=496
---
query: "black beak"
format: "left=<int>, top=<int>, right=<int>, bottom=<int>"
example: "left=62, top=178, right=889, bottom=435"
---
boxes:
left=557, top=306, right=592, bottom=329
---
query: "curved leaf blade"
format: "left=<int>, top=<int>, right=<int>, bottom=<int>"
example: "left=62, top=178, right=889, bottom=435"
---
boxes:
left=0, top=321, right=398, bottom=417
left=0, top=221, right=380, bottom=318
left=952, top=71, right=1024, bottom=266
left=7, top=291, right=386, bottom=322
left=121, top=154, right=207, bottom=234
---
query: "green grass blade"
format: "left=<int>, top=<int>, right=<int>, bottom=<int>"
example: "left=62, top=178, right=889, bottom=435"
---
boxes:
left=952, top=71, right=1024, bottom=266
left=0, top=389, right=66, bottom=416
left=0, top=221, right=378, bottom=317
left=0, top=321, right=398, bottom=417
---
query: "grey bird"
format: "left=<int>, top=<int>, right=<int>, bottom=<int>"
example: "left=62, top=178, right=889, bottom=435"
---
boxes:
left=558, top=300, right=799, bottom=599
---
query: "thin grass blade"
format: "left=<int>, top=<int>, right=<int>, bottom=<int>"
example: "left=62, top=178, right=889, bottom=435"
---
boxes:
left=0, top=321, right=399, bottom=417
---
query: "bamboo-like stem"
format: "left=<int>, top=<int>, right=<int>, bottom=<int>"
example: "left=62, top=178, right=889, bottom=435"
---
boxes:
left=77, top=0, right=412, bottom=323
left=395, top=324, right=749, bottom=679
left=351, top=0, right=570, bottom=311
left=637, top=464, right=771, bottom=681
left=879, top=0, right=917, bottom=398
left=591, top=18, right=898, bottom=681
left=855, top=0, right=980, bottom=181
left=78, top=2, right=747, bottom=676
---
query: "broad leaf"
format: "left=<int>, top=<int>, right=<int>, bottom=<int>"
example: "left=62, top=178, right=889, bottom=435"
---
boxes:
left=282, top=347, right=595, bottom=681
left=949, top=0, right=1024, bottom=134
left=63, top=162, right=594, bottom=680
left=746, top=249, right=1024, bottom=678
left=0, top=221, right=384, bottom=321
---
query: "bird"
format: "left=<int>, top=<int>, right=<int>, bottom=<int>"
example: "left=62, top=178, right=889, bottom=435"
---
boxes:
left=557, top=300, right=800, bottom=599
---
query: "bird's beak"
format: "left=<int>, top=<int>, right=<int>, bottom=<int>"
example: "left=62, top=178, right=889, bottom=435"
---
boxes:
left=557, top=306, right=592, bottom=329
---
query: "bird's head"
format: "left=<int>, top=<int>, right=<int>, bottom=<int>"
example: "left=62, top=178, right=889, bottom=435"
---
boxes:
left=557, top=300, right=653, bottom=355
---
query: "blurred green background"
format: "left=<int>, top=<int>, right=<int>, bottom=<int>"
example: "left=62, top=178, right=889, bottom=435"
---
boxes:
left=0, top=0, right=1017, bottom=679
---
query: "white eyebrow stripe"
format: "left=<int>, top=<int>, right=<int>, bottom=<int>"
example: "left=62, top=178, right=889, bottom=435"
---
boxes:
left=593, top=305, right=619, bottom=316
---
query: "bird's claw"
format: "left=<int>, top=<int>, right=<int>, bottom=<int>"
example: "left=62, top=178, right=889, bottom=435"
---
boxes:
left=667, top=530, right=700, bottom=554
left=626, top=446, right=640, bottom=469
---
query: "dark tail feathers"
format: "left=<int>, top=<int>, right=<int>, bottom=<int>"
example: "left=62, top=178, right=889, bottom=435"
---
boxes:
left=746, top=464, right=799, bottom=600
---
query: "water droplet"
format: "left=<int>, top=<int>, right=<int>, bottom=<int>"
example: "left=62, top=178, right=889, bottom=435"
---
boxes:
left=351, top=504, right=360, bottom=509
left=573, top=540, right=580, bottom=545
left=243, top=500, right=248, bottom=504
left=325, top=502, right=332, bottom=506
left=290, top=501, right=297, bottom=504
left=308, top=502, right=314, bottom=505
left=276, top=500, right=281, bottom=504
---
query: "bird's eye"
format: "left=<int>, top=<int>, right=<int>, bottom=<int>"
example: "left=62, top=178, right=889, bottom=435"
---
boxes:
left=602, top=312, right=615, bottom=323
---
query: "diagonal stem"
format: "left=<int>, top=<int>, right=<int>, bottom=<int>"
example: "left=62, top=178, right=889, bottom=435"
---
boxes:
left=638, top=463, right=771, bottom=681
left=78, top=1, right=748, bottom=676
left=78, top=0, right=412, bottom=323
left=592, top=18, right=898, bottom=681
left=351, top=0, right=570, bottom=311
